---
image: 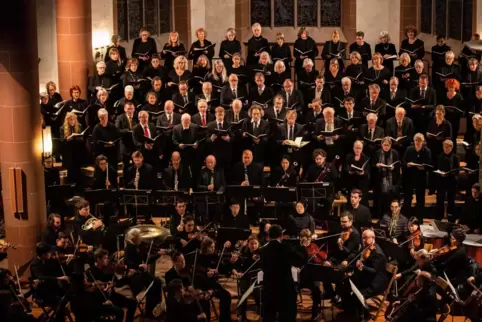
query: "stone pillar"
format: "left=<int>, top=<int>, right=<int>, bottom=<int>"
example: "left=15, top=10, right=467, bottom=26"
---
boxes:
left=56, top=0, right=93, bottom=99
left=0, top=1, right=46, bottom=273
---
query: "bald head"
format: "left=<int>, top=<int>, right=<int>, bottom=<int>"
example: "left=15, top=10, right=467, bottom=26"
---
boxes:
left=205, top=155, right=216, bottom=170
left=362, top=229, right=375, bottom=246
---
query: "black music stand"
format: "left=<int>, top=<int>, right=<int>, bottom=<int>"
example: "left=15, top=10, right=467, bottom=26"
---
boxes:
left=377, top=238, right=407, bottom=264
left=191, top=191, right=225, bottom=223
left=153, top=190, right=190, bottom=205
left=216, top=227, right=252, bottom=245
left=298, top=182, right=334, bottom=213
left=263, top=187, right=298, bottom=219
left=121, top=189, right=151, bottom=223
left=84, top=189, right=118, bottom=219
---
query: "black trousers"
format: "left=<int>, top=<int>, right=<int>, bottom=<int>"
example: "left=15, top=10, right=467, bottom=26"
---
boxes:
left=436, top=178, right=457, bottom=221
left=212, top=282, right=232, bottom=322
left=262, top=286, right=297, bottom=322
left=111, top=292, right=137, bottom=322
left=73, top=303, right=124, bottom=322
left=403, top=179, right=426, bottom=220
left=237, top=278, right=260, bottom=318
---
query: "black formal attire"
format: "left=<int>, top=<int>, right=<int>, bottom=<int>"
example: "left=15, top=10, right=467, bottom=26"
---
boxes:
left=219, top=85, right=248, bottom=108
left=231, top=161, right=265, bottom=222
left=293, top=36, right=318, bottom=72
left=167, top=69, right=192, bottom=96
left=41, top=227, right=60, bottom=247
left=408, top=86, right=437, bottom=133
left=131, top=37, right=158, bottom=70
left=219, top=39, right=241, bottom=67
left=426, top=118, right=452, bottom=164
left=394, top=64, right=415, bottom=94
left=206, top=120, right=232, bottom=170
left=92, top=122, right=120, bottom=165
left=195, top=93, right=219, bottom=113
left=324, top=70, right=344, bottom=105
left=246, top=35, right=270, bottom=67
left=60, top=125, right=86, bottom=188
left=190, top=66, right=211, bottom=95
left=88, top=73, right=113, bottom=100
left=121, top=71, right=148, bottom=100
left=188, top=40, right=215, bottom=62
left=160, top=42, right=186, bottom=71
left=162, top=165, right=193, bottom=192
left=434, top=63, right=461, bottom=101
left=115, top=113, right=137, bottom=169
left=260, top=240, right=303, bottom=322
left=270, top=42, right=292, bottom=70
left=64, top=99, right=89, bottom=126
left=322, top=40, right=347, bottom=72
left=343, top=153, right=371, bottom=206
left=314, top=118, right=345, bottom=160
left=399, top=38, right=424, bottom=63
left=430, top=43, right=450, bottom=73
left=402, top=145, right=432, bottom=219
left=435, top=151, right=460, bottom=221
left=226, top=65, right=249, bottom=87
left=92, top=165, right=118, bottom=190
left=113, top=96, right=140, bottom=117
left=344, top=63, right=367, bottom=96
left=275, top=122, right=306, bottom=168
left=349, top=42, right=372, bottom=67
left=172, top=124, right=201, bottom=176
left=374, top=42, right=397, bottom=72
left=460, top=196, right=482, bottom=232
left=196, top=167, right=226, bottom=223
left=306, top=86, right=332, bottom=108
left=221, top=213, right=250, bottom=230
left=268, top=71, right=291, bottom=94
left=359, top=125, right=385, bottom=160
left=241, top=118, right=270, bottom=163
left=360, top=96, right=388, bottom=127
left=192, top=112, right=214, bottom=127
left=288, top=212, right=315, bottom=236
left=123, top=163, right=156, bottom=190
left=373, top=148, right=401, bottom=216
left=344, top=203, right=372, bottom=230
left=132, top=122, right=164, bottom=168
left=296, top=68, right=319, bottom=109
left=105, top=44, right=127, bottom=64
left=172, top=91, right=196, bottom=115
left=364, top=67, right=391, bottom=96
left=385, top=116, right=414, bottom=155
left=439, top=93, right=464, bottom=143
left=232, top=247, right=260, bottom=319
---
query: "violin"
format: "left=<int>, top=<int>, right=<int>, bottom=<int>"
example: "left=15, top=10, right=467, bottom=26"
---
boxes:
left=341, top=228, right=352, bottom=241
left=433, top=244, right=457, bottom=257
left=305, top=242, right=328, bottom=264
left=362, top=245, right=376, bottom=261
left=408, top=230, right=422, bottom=250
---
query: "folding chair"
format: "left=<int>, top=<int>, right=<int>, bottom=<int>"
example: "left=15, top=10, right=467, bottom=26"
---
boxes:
left=366, top=262, right=398, bottom=319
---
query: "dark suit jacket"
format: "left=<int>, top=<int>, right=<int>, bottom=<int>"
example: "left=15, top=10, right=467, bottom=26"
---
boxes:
left=277, top=123, right=306, bottom=142
left=195, top=94, right=220, bottom=112
left=314, top=118, right=344, bottom=137
left=358, top=125, right=385, bottom=141
left=132, top=122, right=163, bottom=154
left=196, top=168, right=226, bottom=192
left=124, top=163, right=156, bottom=190
left=306, top=87, right=332, bottom=105
left=231, top=162, right=265, bottom=186
left=385, top=117, right=415, bottom=142
left=344, top=203, right=372, bottom=229
left=409, top=86, right=437, bottom=105
left=248, top=86, right=274, bottom=106
left=360, top=97, right=387, bottom=125
left=172, top=124, right=199, bottom=146
left=206, top=120, right=232, bottom=166
left=220, top=86, right=248, bottom=108
left=354, top=243, right=388, bottom=296
left=224, top=109, right=248, bottom=123
left=278, top=89, right=305, bottom=112
left=172, top=92, right=196, bottom=114
left=163, top=165, right=193, bottom=191
left=264, top=107, right=287, bottom=120
left=241, top=119, right=270, bottom=143
left=115, top=113, right=138, bottom=156
left=192, top=112, right=215, bottom=126
left=156, top=112, right=181, bottom=128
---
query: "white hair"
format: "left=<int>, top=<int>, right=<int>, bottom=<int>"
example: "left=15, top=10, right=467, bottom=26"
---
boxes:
left=323, top=107, right=335, bottom=116
left=96, top=88, right=108, bottom=98
left=97, top=108, right=108, bottom=118
left=302, top=58, right=314, bottom=68
left=124, top=85, right=134, bottom=94
left=341, top=77, right=351, bottom=85
left=138, top=110, right=148, bottom=118
left=96, top=61, right=106, bottom=68
left=366, top=113, right=378, bottom=121
left=181, top=113, right=191, bottom=121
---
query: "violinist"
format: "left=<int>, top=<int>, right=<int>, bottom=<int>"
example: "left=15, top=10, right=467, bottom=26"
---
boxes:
left=288, top=200, right=315, bottom=236
left=41, top=213, right=62, bottom=247
left=404, top=217, right=425, bottom=257
left=87, top=249, right=136, bottom=322
left=390, top=251, right=437, bottom=322
left=175, top=215, right=202, bottom=254
left=297, top=229, right=324, bottom=320
left=29, top=242, right=69, bottom=322
left=232, top=236, right=261, bottom=321
left=166, top=279, right=207, bottom=322
left=379, top=199, right=408, bottom=243
left=73, top=198, right=102, bottom=248
left=123, top=228, right=163, bottom=319
left=196, top=237, right=233, bottom=322
left=170, top=199, right=190, bottom=235
left=52, top=233, right=75, bottom=267
left=221, top=200, right=250, bottom=230
left=338, top=229, right=388, bottom=315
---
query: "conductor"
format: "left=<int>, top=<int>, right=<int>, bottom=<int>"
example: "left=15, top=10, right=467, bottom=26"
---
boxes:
left=260, top=224, right=303, bottom=322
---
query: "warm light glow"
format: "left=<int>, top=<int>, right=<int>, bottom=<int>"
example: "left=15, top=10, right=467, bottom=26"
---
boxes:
left=92, top=30, right=111, bottom=48
left=42, top=126, right=52, bottom=157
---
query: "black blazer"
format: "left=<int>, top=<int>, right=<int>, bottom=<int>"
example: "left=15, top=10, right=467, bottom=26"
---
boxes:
left=241, top=119, right=270, bottom=141
left=224, top=109, right=248, bottom=123
left=163, top=165, right=193, bottom=191
left=105, top=45, right=127, bottom=64
left=115, top=113, right=138, bottom=156
left=172, top=92, right=196, bottom=115
left=172, top=124, right=199, bottom=146
left=191, top=113, right=215, bottom=126
left=220, top=86, right=248, bottom=108
left=123, top=163, right=156, bottom=190
left=264, top=107, right=287, bottom=120
left=206, top=120, right=232, bottom=165
left=231, top=162, right=265, bottom=186
left=278, top=89, right=305, bottom=112
left=306, top=87, right=332, bottom=106
left=277, top=123, right=306, bottom=142
left=196, top=167, right=226, bottom=192
left=385, top=117, right=415, bottom=141
left=248, top=86, right=274, bottom=106
left=132, top=122, right=162, bottom=153
left=409, top=86, right=437, bottom=105
left=156, top=112, right=181, bottom=128
left=188, top=39, right=215, bottom=62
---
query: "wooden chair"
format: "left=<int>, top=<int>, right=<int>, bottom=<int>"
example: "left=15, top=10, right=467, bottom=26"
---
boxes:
left=366, top=262, right=398, bottom=319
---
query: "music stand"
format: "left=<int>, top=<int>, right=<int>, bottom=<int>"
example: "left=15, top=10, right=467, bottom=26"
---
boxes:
left=121, top=189, right=151, bottom=222
left=153, top=190, right=190, bottom=205
left=216, top=227, right=252, bottom=245
left=298, top=182, right=334, bottom=212
left=191, top=191, right=225, bottom=223
left=84, top=189, right=118, bottom=219
left=376, top=238, right=407, bottom=264
left=226, top=185, right=263, bottom=216
left=262, top=187, right=298, bottom=219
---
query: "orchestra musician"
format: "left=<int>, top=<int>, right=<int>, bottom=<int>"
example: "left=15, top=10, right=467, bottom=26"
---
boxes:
left=269, top=155, right=299, bottom=188
left=73, top=199, right=102, bottom=248
left=344, top=189, right=372, bottom=230
left=115, top=100, right=138, bottom=170
left=231, top=235, right=260, bottom=321
left=196, top=155, right=226, bottom=223
left=163, top=151, right=193, bottom=192
left=175, top=215, right=202, bottom=254
left=165, top=279, right=207, bottom=322
left=260, top=224, right=303, bottom=322
left=169, top=199, right=190, bottom=235
left=404, top=217, right=425, bottom=257
left=379, top=199, right=408, bottom=243
left=124, top=151, right=156, bottom=190
left=123, top=228, right=163, bottom=319
left=402, top=133, right=432, bottom=218
left=41, top=213, right=62, bottom=247
left=459, top=183, right=482, bottom=233
left=288, top=200, right=315, bottom=236
left=92, top=154, right=118, bottom=189
left=304, top=148, right=338, bottom=184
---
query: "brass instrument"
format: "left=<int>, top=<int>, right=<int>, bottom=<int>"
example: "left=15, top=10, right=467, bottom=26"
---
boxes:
left=315, top=155, right=339, bottom=182
left=134, top=167, right=140, bottom=190
left=81, top=214, right=104, bottom=231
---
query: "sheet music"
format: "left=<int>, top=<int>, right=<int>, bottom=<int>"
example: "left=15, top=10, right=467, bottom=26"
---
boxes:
left=349, top=279, right=368, bottom=308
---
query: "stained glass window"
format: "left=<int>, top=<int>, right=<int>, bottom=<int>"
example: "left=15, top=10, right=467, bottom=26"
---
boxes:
left=159, top=0, right=172, bottom=33
left=127, top=0, right=143, bottom=40
left=251, top=0, right=271, bottom=26
left=144, top=0, right=159, bottom=35
left=435, top=0, right=447, bottom=37
left=463, top=0, right=473, bottom=41
left=320, top=0, right=341, bottom=26
left=448, top=0, right=463, bottom=40
left=274, top=0, right=294, bottom=27
left=117, top=0, right=128, bottom=41
left=297, top=0, right=317, bottom=26
left=420, top=0, right=432, bottom=34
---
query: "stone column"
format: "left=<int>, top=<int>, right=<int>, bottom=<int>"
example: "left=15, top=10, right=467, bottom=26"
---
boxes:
left=56, top=0, right=93, bottom=99
left=0, top=1, right=46, bottom=273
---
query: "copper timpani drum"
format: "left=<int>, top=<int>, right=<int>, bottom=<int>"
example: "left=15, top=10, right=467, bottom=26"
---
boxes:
left=125, top=224, right=170, bottom=244
left=463, top=234, right=482, bottom=265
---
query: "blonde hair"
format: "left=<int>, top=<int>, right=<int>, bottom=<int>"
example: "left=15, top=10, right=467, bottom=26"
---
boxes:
left=226, top=28, right=236, bottom=39
left=350, top=51, right=362, bottom=63
left=274, top=60, right=286, bottom=72
left=259, top=51, right=273, bottom=64
left=168, top=31, right=180, bottom=46
left=211, top=60, right=228, bottom=83
left=196, top=27, right=207, bottom=38
left=399, top=53, right=411, bottom=65
left=174, top=56, right=189, bottom=71
left=63, top=112, right=80, bottom=137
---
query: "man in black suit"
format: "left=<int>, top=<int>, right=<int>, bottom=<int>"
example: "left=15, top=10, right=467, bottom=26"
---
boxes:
left=304, top=98, right=324, bottom=126
left=277, top=109, right=306, bottom=166
left=196, top=155, right=226, bottom=223
left=409, top=74, right=436, bottom=133
left=263, top=94, right=287, bottom=120
left=124, top=151, right=156, bottom=190
left=162, top=151, right=193, bottom=192
left=360, top=84, right=387, bottom=127
left=279, top=79, right=305, bottom=114
left=191, top=99, right=215, bottom=127
left=334, top=77, right=358, bottom=107
left=115, top=101, right=138, bottom=170
left=314, top=107, right=344, bottom=160
left=172, top=113, right=200, bottom=176
left=206, top=107, right=232, bottom=171
left=196, top=82, right=219, bottom=113
left=337, top=97, right=363, bottom=154
left=385, top=107, right=415, bottom=155
left=241, top=105, right=270, bottom=163
left=260, top=224, right=303, bottom=322
left=220, top=74, right=248, bottom=108
left=156, top=100, right=181, bottom=168
left=344, top=188, right=372, bottom=229
left=172, top=81, right=195, bottom=114
left=384, top=77, right=407, bottom=119
left=224, top=98, right=248, bottom=123
left=248, top=73, right=274, bottom=107
left=306, top=75, right=332, bottom=110
left=150, top=76, right=170, bottom=106
left=359, top=113, right=385, bottom=159
left=132, top=110, right=163, bottom=169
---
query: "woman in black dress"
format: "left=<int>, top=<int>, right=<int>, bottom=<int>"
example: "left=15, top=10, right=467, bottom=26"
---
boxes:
left=60, top=112, right=86, bottom=189
left=246, top=23, right=270, bottom=67
left=324, top=59, right=343, bottom=100
left=399, top=25, right=425, bottom=65
left=394, top=53, right=414, bottom=94
left=188, top=27, right=215, bottom=63
left=374, top=31, right=397, bottom=73
left=227, top=53, right=248, bottom=87
left=190, top=55, right=211, bottom=95
left=161, top=31, right=186, bottom=72
left=131, top=27, right=158, bottom=71
left=167, top=56, right=192, bottom=95
left=269, top=60, right=290, bottom=94
left=294, top=27, right=318, bottom=74
left=344, top=52, right=367, bottom=97
left=271, top=32, right=292, bottom=71
left=365, top=52, right=391, bottom=96
left=219, top=28, right=241, bottom=68
left=321, top=30, right=346, bottom=73
left=209, top=60, right=229, bottom=95
left=121, top=58, right=147, bottom=101
left=297, top=58, right=319, bottom=104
